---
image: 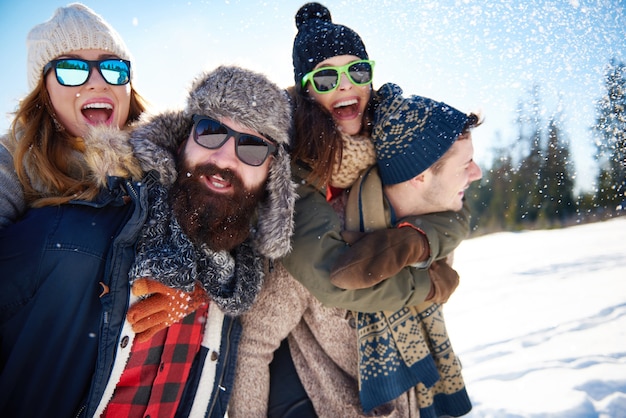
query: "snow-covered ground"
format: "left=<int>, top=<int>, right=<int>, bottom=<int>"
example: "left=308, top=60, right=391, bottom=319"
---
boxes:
left=445, top=217, right=626, bottom=417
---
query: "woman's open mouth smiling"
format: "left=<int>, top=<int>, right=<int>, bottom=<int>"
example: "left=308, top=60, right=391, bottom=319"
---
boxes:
left=333, top=98, right=360, bottom=120
left=81, top=102, right=114, bottom=124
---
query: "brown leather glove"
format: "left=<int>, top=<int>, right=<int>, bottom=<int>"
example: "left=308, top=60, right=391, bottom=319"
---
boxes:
left=330, top=226, right=430, bottom=289
left=127, top=278, right=209, bottom=342
left=425, top=260, right=460, bottom=303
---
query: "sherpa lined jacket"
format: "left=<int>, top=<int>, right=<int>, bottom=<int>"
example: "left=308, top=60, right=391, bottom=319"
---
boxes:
left=0, top=123, right=244, bottom=418
left=0, top=172, right=240, bottom=418
left=229, top=162, right=470, bottom=417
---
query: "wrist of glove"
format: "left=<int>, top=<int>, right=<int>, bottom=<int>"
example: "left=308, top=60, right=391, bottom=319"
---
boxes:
left=127, top=278, right=209, bottom=342
left=425, top=259, right=459, bottom=304
left=329, top=225, right=430, bottom=289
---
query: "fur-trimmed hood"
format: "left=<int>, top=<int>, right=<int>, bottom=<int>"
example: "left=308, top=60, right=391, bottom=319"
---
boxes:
left=128, top=67, right=296, bottom=260
left=81, top=66, right=296, bottom=259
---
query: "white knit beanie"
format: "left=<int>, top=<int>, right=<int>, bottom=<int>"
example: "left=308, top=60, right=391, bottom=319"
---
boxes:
left=26, top=3, right=132, bottom=90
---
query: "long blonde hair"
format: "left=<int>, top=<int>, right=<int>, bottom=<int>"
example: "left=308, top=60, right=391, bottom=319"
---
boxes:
left=9, top=78, right=148, bottom=207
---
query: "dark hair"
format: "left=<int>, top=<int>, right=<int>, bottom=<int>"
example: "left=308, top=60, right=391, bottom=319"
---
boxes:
left=463, top=113, right=482, bottom=134
left=288, top=83, right=375, bottom=188
left=430, top=112, right=483, bottom=174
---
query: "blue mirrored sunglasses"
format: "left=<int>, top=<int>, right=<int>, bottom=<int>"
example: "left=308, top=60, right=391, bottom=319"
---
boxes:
left=43, top=58, right=131, bottom=86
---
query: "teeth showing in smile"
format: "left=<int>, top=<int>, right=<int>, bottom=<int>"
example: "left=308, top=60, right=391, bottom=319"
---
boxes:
left=81, top=102, right=114, bottom=123
left=210, top=175, right=227, bottom=189
left=82, top=102, right=113, bottom=110
left=334, top=98, right=357, bottom=108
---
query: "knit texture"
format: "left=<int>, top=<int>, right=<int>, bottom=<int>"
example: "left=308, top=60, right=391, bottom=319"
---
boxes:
left=346, top=167, right=472, bottom=416
left=230, top=261, right=419, bottom=418
left=0, top=138, right=28, bottom=227
left=330, top=133, right=376, bottom=189
left=126, top=278, right=209, bottom=342
left=373, top=83, right=469, bottom=185
left=53, top=115, right=268, bottom=315
left=129, top=66, right=297, bottom=260
left=27, top=3, right=132, bottom=89
left=292, top=2, right=369, bottom=85
left=129, top=182, right=264, bottom=316
left=356, top=304, right=471, bottom=416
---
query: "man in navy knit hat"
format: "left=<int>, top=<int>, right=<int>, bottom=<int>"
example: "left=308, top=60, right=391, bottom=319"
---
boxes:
left=331, top=81, right=483, bottom=289
left=324, top=83, right=483, bottom=418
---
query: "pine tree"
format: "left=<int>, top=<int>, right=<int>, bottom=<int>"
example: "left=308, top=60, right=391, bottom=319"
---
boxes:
left=538, top=118, right=577, bottom=223
left=515, top=85, right=544, bottom=225
left=467, top=142, right=521, bottom=234
left=593, top=59, right=626, bottom=213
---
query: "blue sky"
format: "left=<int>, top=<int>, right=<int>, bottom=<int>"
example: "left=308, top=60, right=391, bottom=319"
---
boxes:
left=1, top=0, right=625, bottom=192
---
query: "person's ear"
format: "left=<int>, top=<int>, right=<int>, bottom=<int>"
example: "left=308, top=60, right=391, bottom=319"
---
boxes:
left=411, top=172, right=426, bottom=184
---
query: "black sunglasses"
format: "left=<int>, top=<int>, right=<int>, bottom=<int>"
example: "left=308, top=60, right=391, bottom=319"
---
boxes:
left=192, top=115, right=278, bottom=167
left=43, top=58, right=131, bottom=86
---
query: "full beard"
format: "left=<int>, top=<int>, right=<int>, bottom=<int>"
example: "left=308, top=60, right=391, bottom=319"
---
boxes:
left=169, top=160, right=266, bottom=252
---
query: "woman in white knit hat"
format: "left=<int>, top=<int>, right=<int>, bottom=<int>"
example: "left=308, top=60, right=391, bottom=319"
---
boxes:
left=0, top=3, right=149, bottom=417
left=0, top=2, right=148, bottom=227
left=0, top=5, right=298, bottom=418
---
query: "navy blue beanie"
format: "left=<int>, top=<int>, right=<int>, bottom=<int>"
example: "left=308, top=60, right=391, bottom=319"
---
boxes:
left=373, top=83, right=469, bottom=185
left=292, top=2, right=369, bottom=86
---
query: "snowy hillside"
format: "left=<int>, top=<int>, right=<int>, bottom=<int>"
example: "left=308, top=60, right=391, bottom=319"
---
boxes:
left=445, top=217, right=626, bottom=417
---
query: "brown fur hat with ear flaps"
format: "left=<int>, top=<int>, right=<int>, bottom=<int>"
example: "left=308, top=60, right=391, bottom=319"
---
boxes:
left=130, top=65, right=297, bottom=260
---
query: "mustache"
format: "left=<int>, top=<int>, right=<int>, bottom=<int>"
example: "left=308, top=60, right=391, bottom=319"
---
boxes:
left=170, top=158, right=267, bottom=251
left=183, top=162, right=242, bottom=188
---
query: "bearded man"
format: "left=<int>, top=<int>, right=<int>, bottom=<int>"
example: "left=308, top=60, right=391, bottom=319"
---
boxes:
left=85, top=66, right=296, bottom=418
left=0, top=63, right=295, bottom=418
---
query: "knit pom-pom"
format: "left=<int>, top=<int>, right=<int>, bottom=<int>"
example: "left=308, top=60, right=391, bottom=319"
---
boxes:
left=295, top=2, right=332, bottom=29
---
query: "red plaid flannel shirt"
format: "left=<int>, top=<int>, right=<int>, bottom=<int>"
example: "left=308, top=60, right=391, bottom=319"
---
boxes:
left=103, top=303, right=208, bottom=418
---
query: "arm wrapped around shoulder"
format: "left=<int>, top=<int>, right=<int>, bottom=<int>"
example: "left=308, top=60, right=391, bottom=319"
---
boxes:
left=397, top=202, right=471, bottom=261
left=329, top=225, right=430, bottom=289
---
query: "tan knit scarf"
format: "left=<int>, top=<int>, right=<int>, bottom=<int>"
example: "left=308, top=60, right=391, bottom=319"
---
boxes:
left=330, top=133, right=376, bottom=189
left=345, top=167, right=471, bottom=416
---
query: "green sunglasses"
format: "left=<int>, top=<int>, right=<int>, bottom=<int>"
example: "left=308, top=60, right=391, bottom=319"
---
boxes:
left=301, top=59, right=375, bottom=94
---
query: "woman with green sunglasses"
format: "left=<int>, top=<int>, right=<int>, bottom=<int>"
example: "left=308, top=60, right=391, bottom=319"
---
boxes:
left=231, top=2, right=473, bottom=418
left=299, top=57, right=376, bottom=138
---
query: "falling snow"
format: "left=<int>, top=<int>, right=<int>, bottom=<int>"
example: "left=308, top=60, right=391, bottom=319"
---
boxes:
left=1, top=1, right=624, bottom=197
left=0, top=2, right=624, bottom=415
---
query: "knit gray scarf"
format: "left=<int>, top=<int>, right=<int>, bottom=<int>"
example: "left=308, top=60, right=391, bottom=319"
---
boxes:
left=129, top=182, right=264, bottom=316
